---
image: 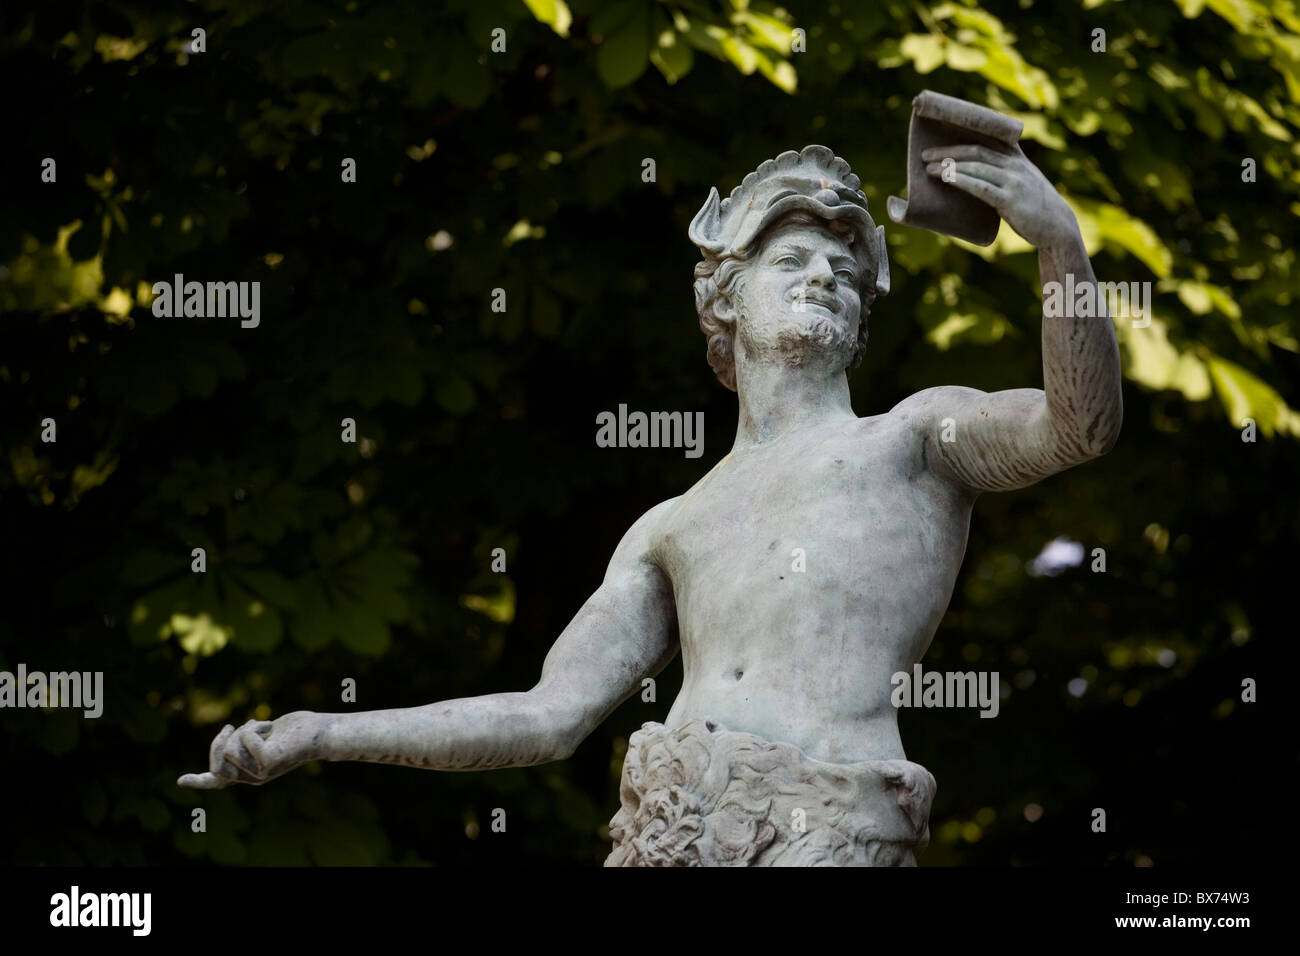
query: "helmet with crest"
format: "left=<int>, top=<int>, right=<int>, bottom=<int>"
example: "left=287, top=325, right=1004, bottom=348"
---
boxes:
left=690, top=145, right=890, bottom=391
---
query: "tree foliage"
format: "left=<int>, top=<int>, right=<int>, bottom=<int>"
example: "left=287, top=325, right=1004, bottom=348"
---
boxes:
left=1, top=0, right=1292, bottom=865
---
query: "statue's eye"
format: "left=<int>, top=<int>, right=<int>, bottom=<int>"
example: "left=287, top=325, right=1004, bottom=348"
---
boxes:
left=836, top=269, right=857, bottom=282
left=775, top=254, right=800, bottom=266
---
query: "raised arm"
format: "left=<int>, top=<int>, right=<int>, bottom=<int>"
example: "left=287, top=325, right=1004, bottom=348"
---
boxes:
left=893, top=141, right=1123, bottom=493
left=178, top=499, right=679, bottom=788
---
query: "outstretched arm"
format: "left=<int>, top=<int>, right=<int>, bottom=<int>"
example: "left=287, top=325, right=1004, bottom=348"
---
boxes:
left=178, top=499, right=679, bottom=788
left=894, top=142, right=1123, bottom=493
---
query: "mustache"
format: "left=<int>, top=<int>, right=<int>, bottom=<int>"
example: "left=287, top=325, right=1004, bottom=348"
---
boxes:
left=791, top=289, right=842, bottom=312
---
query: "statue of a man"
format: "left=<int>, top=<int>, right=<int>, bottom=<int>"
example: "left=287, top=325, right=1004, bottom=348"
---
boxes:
left=180, top=141, right=1122, bottom=867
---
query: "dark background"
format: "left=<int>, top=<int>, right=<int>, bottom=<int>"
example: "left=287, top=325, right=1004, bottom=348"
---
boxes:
left=1, top=0, right=1294, bottom=866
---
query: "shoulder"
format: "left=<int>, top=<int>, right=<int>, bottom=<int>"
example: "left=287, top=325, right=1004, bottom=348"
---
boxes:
left=887, top=385, right=988, bottom=428
left=608, top=495, right=682, bottom=565
left=633, top=495, right=682, bottom=533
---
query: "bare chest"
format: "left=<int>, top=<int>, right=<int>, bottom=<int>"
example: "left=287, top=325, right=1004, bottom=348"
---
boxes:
left=649, top=423, right=969, bottom=605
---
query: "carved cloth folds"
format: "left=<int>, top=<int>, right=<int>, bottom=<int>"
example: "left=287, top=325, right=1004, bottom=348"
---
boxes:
left=606, top=718, right=935, bottom=867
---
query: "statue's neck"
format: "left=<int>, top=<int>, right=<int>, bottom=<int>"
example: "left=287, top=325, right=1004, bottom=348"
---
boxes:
left=732, top=357, right=856, bottom=450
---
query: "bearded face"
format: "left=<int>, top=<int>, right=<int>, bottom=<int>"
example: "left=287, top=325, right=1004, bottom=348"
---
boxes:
left=732, top=219, right=865, bottom=371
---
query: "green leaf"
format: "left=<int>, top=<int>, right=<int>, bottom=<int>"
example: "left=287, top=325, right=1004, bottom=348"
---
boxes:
left=129, top=577, right=199, bottom=646
left=926, top=309, right=1014, bottom=349
left=171, top=612, right=232, bottom=657
left=650, top=33, right=694, bottom=84
left=223, top=579, right=285, bottom=653
left=1206, top=355, right=1295, bottom=436
left=590, top=0, right=640, bottom=38
left=719, top=33, right=759, bottom=74
left=336, top=548, right=414, bottom=623
left=331, top=592, right=392, bottom=656
left=290, top=576, right=335, bottom=651
left=1121, top=317, right=1211, bottom=401
left=522, top=0, right=572, bottom=38
left=945, top=42, right=988, bottom=71
left=596, top=3, right=651, bottom=87
left=1071, top=198, right=1173, bottom=278
left=230, top=568, right=299, bottom=610
left=899, top=34, right=945, bottom=74
left=753, top=48, right=796, bottom=93
left=733, top=11, right=793, bottom=54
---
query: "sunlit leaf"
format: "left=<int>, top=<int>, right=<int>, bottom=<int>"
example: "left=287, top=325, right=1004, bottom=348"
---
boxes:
left=522, top=0, right=573, bottom=38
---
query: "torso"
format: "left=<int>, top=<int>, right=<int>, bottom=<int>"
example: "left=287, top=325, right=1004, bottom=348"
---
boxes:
left=648, top=412, right=974, bottom=763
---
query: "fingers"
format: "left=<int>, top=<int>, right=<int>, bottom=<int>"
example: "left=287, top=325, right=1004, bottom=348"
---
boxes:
left=203, top=722, right=254, bottom=782
left=921, top=144, right=1014, bottom=166
left=928, top=160, right=1007, bottom=187
left=208, top=723, right=236, bottom=771
left=179, top=720, right=278, bottom=790
left=962, top=161, right=1008, bottom=186
left=239, top=727, right=270, bottom=776
left=926, top=168, right=1007, bottom=207
left=224, top=720, right=278, bottom=779
left=220, top=723, right=264, bottom=778
left=222, top=737, right=253, bottom=776
left=200, top=723, right=239, bottom=780
left=177, top=771, right=231, bottom=790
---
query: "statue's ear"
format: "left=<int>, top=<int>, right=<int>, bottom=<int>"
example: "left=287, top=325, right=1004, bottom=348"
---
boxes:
left=713, top=289, right=738, bottom=324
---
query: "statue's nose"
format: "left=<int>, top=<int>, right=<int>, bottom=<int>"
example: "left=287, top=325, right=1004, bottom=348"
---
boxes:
left=808, top=257, right=836, bottom=288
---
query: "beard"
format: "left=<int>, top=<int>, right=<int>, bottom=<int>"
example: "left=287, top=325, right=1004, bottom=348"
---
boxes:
left=736, top=301, right=862, bottom=370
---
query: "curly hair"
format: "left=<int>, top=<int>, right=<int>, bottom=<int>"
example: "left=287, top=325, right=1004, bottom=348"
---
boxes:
left=693, top=214, right=877, bottom=391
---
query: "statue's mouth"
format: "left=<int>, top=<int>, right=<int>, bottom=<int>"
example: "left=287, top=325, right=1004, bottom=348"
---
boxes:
left=801, top=293, right=841, bottom=314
